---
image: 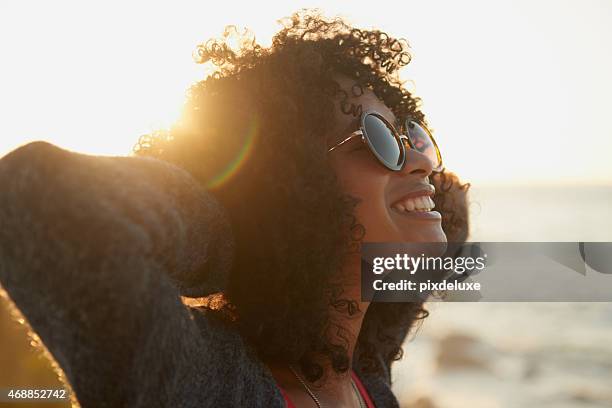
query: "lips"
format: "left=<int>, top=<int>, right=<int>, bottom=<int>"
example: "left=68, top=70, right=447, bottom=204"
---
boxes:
left=390, top=185, right=436, bottom=213
left=392, top=195, right=435, bottom=212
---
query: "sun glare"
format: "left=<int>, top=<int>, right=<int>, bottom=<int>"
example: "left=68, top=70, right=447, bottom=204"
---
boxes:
left=1, top=0, right=611, bottom=186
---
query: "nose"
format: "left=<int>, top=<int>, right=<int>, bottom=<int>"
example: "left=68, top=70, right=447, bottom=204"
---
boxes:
left=398, top=141, right=435, bottom=177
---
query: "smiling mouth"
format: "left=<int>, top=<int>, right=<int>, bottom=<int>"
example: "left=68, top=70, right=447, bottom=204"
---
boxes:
left=391, top=195, right=435, bottom=213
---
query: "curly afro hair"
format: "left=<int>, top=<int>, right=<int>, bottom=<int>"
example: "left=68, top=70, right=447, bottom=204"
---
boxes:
left=134, top=10, right=470, bottom=382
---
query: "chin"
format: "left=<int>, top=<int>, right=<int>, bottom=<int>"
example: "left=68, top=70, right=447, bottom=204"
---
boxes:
left=364, top=221, right=447, bottom=244
left=401, top=225, right=447, bottom=243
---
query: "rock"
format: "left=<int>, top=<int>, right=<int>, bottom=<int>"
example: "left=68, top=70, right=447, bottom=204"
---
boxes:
left=435, top=332, right=491, bottom=372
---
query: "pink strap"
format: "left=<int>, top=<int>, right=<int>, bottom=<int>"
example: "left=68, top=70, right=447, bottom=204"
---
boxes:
left=351, top=371, right=376, bottom=408
left=279, top=386, right=297, bottom=408
left=279, top=370, right=375, bottom=408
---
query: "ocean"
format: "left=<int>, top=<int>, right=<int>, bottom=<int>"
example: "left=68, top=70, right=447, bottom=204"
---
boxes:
left=1, top=185, right=611, bottom=407
left=393, top=185, right=612, bottom=408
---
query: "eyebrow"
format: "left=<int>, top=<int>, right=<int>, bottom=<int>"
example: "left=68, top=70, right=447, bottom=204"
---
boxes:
left=374, top=110, right=400, bottom=128
left=351, top=111, right=399, bottom=131
left=330, top=110, right=400, bottom=147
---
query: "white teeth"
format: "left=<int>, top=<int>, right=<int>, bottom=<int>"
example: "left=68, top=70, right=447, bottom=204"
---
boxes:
left=412, top=196, right=424, bottom=210
left=417, top=196, right=428, bottom=210
left=394, top=195, right=435, bottom=213
left=427, top=196, right=435, bottom=209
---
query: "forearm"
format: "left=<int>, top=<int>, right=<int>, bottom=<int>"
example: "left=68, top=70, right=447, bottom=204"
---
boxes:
left=0, top=141, right=231, bottom=406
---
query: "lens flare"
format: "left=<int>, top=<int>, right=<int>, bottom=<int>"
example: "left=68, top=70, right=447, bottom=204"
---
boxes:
left=205, top=115, right=258, bottom=189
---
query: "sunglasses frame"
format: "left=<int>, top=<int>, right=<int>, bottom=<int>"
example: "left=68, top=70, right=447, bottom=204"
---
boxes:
left=327, top=110, right=444, bottom=172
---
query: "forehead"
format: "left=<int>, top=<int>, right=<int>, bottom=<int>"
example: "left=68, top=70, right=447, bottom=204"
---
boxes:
left=331, top=76, right=398, bottom=142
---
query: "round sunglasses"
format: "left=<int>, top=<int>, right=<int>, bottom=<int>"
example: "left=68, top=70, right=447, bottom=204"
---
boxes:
left=327, top=110, right=443, bottom=172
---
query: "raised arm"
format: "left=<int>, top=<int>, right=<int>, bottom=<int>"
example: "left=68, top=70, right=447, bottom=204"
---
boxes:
left=0, top=142, right=261, bottom=407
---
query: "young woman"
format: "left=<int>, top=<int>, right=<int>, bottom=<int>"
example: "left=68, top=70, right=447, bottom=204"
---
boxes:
left=0, top=11, right=470, bottom=408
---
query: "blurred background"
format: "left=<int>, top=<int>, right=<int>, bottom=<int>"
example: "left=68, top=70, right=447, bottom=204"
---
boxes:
left=1, top=0, right=611, bottom=407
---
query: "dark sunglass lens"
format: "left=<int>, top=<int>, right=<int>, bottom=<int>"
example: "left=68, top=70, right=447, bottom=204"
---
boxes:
left=363, top=114, right=402, bottom=168
left=406, top=121, right=442, bottom=169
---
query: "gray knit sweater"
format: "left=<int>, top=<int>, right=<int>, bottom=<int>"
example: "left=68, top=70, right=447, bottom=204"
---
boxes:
left=0, top=141, right=400, bottom=408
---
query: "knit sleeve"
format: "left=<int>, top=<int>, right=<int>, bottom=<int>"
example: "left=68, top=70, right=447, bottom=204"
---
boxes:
left=0, top=141, right=279, bottom=407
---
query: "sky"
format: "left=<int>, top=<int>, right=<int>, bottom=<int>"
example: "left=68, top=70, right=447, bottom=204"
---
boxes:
left=1, top=0, right=611, bottom=186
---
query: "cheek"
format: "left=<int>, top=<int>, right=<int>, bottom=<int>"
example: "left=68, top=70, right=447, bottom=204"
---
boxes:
left=331, top=152, right=388, bottom=194
left=331, top=155, right=445, bottom=243
left=332, top=160, right=394, bottom=239
left=332, top=160, right=446, bottom=243
left=354, top=199, right=396, bottom=241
